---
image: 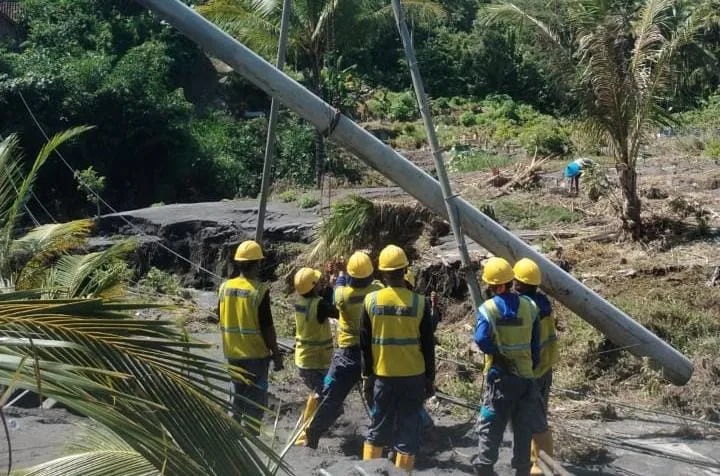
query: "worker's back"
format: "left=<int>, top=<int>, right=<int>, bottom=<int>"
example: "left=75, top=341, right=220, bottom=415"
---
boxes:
left=481, top=293, right=537, bottom=379
left=294, top=295, right=333, bottom=370
left=218, top=276, right=270, bottom=360
left=365, top=286, right=426, bottom=377
left=335, top=280, right=383, bottom=348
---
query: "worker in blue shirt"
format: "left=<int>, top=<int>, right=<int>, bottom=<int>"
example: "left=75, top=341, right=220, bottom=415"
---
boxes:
left=472, top=257, right=546, bottom=476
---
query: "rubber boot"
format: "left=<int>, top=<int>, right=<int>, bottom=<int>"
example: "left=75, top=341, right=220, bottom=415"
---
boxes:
left=362, top=442, right=383, bottom=460
left=395, top=452, right=415, bottom=474
left=530, top=429, right=554, bottom=475
left=295, top=393, right=319, bottom=446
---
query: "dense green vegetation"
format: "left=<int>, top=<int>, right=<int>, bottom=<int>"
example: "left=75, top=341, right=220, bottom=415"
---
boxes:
left=0, top=0, right=718, bottom=222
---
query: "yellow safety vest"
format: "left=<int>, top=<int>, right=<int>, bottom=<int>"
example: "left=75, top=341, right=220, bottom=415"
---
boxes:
left=218, top=276, right=270, bottom=360
left=365, top=287, right=426, bottom=378
left=294, top=296, right=333, bottom=370
left=535, top=307, right=558, bottom=378
left=334, top=281, right=384, bottom=348
left=483, top=295, right=537, bottom=379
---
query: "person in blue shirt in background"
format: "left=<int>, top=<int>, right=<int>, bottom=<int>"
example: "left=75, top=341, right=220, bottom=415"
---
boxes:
left=472, top=257, right=546, bottom=476
left=564, top=157, right=596, bottom=196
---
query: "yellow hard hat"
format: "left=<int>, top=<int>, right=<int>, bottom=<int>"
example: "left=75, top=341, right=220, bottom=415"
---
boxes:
left=378, top=244, right=409, bottom=271
left=347, top=251, right=374, bottom=279
left=294, top=267, right=322, bottom=295
left=404, top=269, right=416, bottom=288
left=513, top=258, right=542, bottom=286
left=482, top=257, right=514, bottom=285
left=234, top=240, right=264, bottom=261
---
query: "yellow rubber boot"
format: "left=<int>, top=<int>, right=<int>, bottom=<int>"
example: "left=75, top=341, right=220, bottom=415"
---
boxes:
left=395, top=452, right=415, bottom=474
left=530, top=429, right=554, bottom=475
left=295, top=393, right=319, bottom=446
left=362, top=442, right=383, bottom=460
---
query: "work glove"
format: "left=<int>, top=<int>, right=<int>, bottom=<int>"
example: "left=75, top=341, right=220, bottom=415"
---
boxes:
left=272, top=353, right=284, bottom=372
left=425, top=379, right=435, bottom=399
left=362, top=376, right=375, bottom=406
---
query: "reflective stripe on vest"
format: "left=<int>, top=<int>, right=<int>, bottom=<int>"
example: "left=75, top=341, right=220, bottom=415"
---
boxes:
left=294, top=296, right=333, bottom=370
left=335, top=282, right=383, bottom=348
left=484, top=295, right=536, bottom=379
left=366, top=287, right=426, bottom=377
left=218, top=277, right=270, bottom=360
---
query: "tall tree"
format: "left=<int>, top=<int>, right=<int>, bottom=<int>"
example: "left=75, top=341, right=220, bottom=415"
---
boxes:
left=481, top=0, right=711, bottom=239
left=197, top=0, right=444, bottom=186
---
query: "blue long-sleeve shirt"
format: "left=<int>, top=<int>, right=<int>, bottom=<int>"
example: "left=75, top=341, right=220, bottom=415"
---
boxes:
left=474, top=293, right=540, bottom=372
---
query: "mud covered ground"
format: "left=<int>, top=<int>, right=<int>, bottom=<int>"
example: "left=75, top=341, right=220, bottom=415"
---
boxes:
left=4, top=140, right=720, bottom=474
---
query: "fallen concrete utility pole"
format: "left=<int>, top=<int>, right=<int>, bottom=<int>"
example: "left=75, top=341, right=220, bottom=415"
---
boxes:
left=255, top=0, right=291, bottom=244
left=135, top=0, right=693, bottom=385
left=391, top=0, right=483, bottom=311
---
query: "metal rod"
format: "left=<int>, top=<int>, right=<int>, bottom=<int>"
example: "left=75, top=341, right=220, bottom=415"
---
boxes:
left=255, top=0, right=292, bottom=244
left=390, top=0, right=483, bottom=310
left=134, top=0, right=693, bottom=385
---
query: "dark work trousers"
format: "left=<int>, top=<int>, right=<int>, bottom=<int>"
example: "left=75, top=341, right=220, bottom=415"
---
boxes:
left=367, top=374, right=425, bottom=455
left=472, top=373, right=546, bottom=474
left=306, top=347, right=361, bottom=441
left=536, top=369, right=552, bottom=413
left=299, top=368, right=328, bottom=395
left=228, top=357, right=270, bottom=434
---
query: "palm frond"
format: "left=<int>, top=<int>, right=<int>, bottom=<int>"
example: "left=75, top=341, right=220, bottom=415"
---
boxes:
left=310, top=195, right=433, bottom=261
left=479, top=3, right=563, bottom=47
left=13, top=220, right=94, bottom=291
left=1, top=127, right=93, bottom=257
left=15, top=425, right=157, bottom=476
left=0, top=135, right=25, bottom=233
left=197, top=0, right=280, bottom=57
left=0, top=298, right=289, bottom=475
left=367, top=0, right=446, bottom=29
left=42, top=240, right=136, bottom=299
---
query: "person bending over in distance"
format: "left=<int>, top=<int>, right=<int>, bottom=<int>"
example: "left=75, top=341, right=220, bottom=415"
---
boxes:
left=563, top=157, right=595, bottom=196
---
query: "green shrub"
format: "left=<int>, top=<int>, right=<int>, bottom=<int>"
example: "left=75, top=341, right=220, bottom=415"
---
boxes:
left=388, top=91, right=419, bottom=122
left=703, top=138, right=720, bottom=158
left=298, top=194, right=320, bottom=209
left=279, top=190, right=298, bottom=203
left=275, top=115, right=316, bottom=186
left=518, top=116, right=572, bottom=156
left=448, top=150, right=513, bottom=172
left=366, top=98, right=388, bottom=119
left=138, top=267, right=182, bottom=296
left=459, top=111, right=478, bottom=127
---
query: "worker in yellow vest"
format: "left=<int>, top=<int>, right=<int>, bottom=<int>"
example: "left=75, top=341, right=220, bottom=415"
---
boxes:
left=304, top=251, right=383, bottom=448
left=404, top=269, right=441, bottom=434
left=472, top=257, right=544, bottom=476
left=218, top=240, right=283, bottom=434
left=513, top=258, right=557, bottom=475
left=360, top=245, right=435, bottom=473
left=293, top=267, right=338, bottom=445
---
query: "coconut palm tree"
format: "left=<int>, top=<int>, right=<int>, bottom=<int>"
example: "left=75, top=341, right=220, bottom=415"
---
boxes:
left=481, top=0, right=710, bottom=239
left=197, top=0, right=444, bottom=187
